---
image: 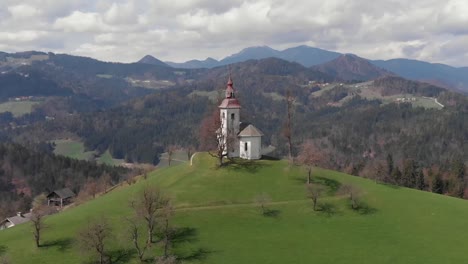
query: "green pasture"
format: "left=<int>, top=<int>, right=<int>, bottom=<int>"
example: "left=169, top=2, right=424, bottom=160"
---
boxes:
left=1, top=154, right=467, bottom=263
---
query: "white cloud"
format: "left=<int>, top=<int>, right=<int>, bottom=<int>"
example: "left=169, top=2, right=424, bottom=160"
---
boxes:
left=8, top=4, right=41, bottom=19
left=53, top=11, right=109, bottom=33
left=0, top=30, right=48, bottom=43
left=0, top=0, right=468, bottom=66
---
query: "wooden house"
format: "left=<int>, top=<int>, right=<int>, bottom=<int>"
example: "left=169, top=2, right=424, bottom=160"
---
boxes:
left=47, top=188, right=76, bottom=208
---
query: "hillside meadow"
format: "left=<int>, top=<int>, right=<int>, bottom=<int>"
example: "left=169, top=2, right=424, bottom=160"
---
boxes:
left=0, top=154, right=467, bottom=263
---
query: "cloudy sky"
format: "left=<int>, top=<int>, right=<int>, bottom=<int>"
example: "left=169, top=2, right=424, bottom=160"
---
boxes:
left=1, top=0, right=468, bottom=66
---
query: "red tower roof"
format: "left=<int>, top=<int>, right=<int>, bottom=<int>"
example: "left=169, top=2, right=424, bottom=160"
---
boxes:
left=219, top=76, right=241, bottom=109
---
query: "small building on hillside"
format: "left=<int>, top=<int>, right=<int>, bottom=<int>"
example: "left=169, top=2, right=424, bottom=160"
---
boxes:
left=218, top=76, right=264, bottom=160
left=239, top=124, right=264, bottom=160
left=0, top=212, right=32, bottom=230
left=47, top=188, right=76, bottom=208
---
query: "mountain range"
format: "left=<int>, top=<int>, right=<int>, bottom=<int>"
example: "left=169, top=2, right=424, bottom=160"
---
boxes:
left=139, top=45, right=468, bottom=93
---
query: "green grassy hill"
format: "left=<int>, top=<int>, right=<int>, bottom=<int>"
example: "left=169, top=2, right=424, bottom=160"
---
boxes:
left=1, top=154, right=467, bottom=263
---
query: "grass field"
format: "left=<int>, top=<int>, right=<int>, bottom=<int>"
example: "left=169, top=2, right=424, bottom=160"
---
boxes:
left=0, top=101, right=40, bottom=117
left=52, top=139, right=95, bottom=161
left=52, top=140, right=124, bottom=166
left=1, top=154, right=468, bottom=263
left=96, top=150, right=125, bottom=166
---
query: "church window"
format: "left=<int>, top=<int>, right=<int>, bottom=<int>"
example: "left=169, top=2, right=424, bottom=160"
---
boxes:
left=231, top=113, right=235, bottom=120
left=222, top=113, right=225, bottom=119
left=244, top=142, right=248, bottom=151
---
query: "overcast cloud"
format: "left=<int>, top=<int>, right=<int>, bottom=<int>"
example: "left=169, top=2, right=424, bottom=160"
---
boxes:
left=1, top=0, right=468, bottom=66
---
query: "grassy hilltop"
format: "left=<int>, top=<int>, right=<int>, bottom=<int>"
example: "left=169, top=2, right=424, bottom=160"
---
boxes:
left=1, top=154, right=468, bottom=263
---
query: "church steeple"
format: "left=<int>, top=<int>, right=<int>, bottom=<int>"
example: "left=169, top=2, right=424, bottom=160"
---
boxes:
left=225, top=75, right=235, bottom=98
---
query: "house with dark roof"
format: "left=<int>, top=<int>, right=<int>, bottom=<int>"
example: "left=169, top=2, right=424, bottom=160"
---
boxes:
left=0, top=212, right=32, bottom=230
left=218, top=76, right=264, bottom=160
left=47, top=188, right=76, bottom=208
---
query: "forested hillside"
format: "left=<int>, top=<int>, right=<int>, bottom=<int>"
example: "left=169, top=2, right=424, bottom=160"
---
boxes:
left=1, top=56, right=467, bottom=204
left=0, top=143, right=129, bottom=220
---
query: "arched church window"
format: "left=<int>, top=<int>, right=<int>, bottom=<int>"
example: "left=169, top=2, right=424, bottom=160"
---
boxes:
left=244, top=142, right=248, bottom=151
left=231, top=113, right=235, bottom=120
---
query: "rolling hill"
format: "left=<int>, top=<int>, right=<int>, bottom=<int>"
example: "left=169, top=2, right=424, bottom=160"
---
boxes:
left=1, top=154, right=468, bottom=263
left=311, top=54, right=394, bottom=81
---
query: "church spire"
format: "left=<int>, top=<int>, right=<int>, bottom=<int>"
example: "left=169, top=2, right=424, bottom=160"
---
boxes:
left=225, top=75, right=235, bottom=98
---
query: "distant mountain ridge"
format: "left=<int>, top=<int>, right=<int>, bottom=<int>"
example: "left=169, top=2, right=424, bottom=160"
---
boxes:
left=162, top=45, right=341, bottom=68
left=140, top=45, right=468, bottom=92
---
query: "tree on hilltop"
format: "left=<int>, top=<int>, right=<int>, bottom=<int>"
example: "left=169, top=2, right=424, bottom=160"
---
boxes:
left=306, top=184, right=324, bottom=211
left=199, top=110, right=235, bottom=166
left=340, top=184, right=362, bottom=210
left=297, top=140, right=325, bottom=185
left=282, top=90, right=295, bottom=164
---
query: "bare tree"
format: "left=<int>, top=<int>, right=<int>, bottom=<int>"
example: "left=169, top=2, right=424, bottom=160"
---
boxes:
left=186, top=146, right=195, bottom=161
left=99, top=172, right=112, bottom=194
left=282, top=90, right=295, bottom=164
left=199, top=110, right=234, bottom=166
left=253, top=193, right=271, bottom=216
left=297, top=140, right=324, bottom=184
left=306, top=184, right=324, bottom=211
left=125, top=217, right=148, bottom=262
left=159, top=201, right=174, bottom=258
left=166, top=145, right=178, bottom=166
left=340, top=184, right=362, bottom=210
left=83, top=178, right=100, bottom=199
left=78, top=218, right=112, bottom=264
left=31, top=194, right=48, bottom=248
left=131, top=186, right=169, bottom=246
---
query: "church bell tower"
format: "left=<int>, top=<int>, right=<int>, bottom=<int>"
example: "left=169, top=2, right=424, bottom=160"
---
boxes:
left=218, top=76, right=240, bottom=157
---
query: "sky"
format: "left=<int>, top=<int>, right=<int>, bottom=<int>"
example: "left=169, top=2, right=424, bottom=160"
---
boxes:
left=1, top=0, right=468, bottom=66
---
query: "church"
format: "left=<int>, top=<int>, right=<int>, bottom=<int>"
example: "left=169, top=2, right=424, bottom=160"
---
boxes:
left=218, top=76, right=263, bottom=160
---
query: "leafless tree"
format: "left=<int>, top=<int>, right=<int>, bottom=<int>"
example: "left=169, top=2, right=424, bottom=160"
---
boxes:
left=78, top=218, right=112, bottom=264
left=166, top=145, right=178, bottom=166
left=99, top=172, right=112, bottom=194
left=31, top=194, right=48, bottom=248
left=186, top=146, right=195, bottom=161
left=199, top=110, right=234, bottom=166
left=340, top=184, right=362, bottom=210
left=125, top=216, right=148, bottom=262
left=306, top=184, right=324, bottom=211
left=253, top=193, right=271, bottom=215
left=282, top=90, right=295, bottom=164
left=297, top=140, right=324, bottom=184
left=83, top=178, right=100, bottom=199
left=159, top=201, right=174, bottom=258
left=131, top=186, right=169, bottom=246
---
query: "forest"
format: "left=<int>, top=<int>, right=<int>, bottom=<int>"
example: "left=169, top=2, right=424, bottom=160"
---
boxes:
left=0, top=143, right=130, bottom=220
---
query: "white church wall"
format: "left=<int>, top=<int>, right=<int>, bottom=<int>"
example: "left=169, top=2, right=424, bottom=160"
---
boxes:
left=239, top=136, right=262, bottom=160
left=220, top=108, right=240, bottom=158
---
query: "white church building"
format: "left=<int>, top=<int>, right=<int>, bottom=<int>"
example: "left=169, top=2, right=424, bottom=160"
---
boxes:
left=218, top=76, right=263, bottom=160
